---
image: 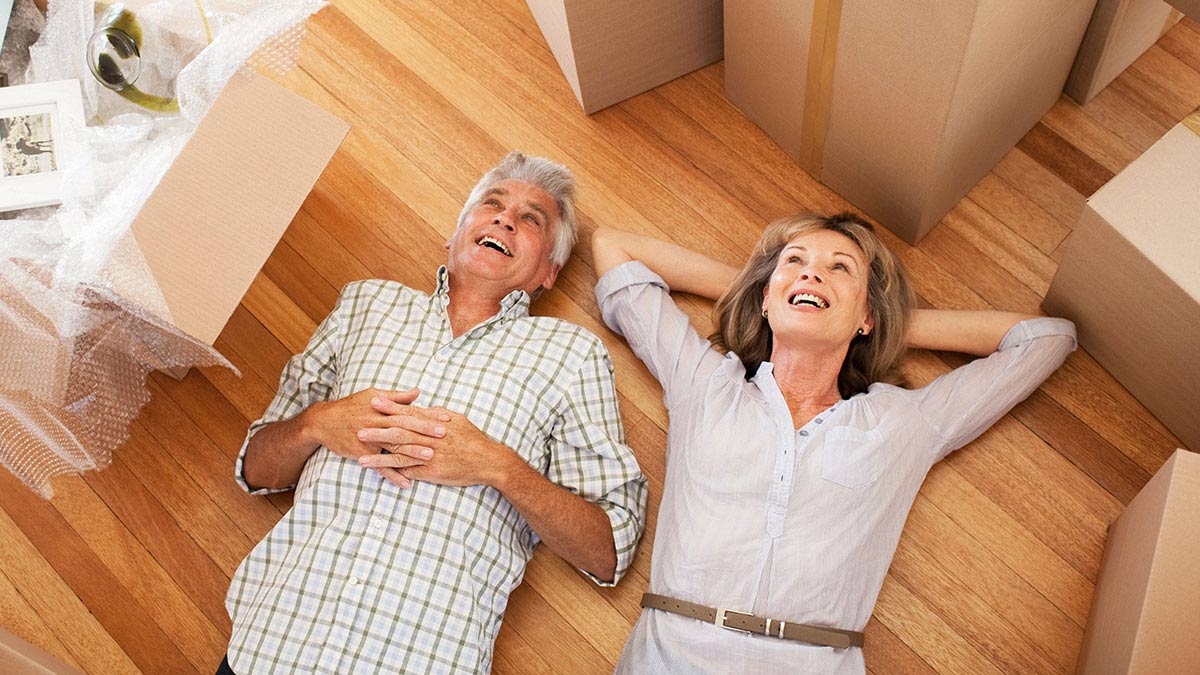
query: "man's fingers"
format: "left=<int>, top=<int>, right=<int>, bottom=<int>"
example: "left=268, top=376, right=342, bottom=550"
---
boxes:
left=361, top=414, right=446, bottom=439
left=388, top=414, right=446, bottom=438
left=425, top=406, right=453, bottom=423
left=375, top=467, right=412, bottom=489
left=378, top=387, right=420, bottom=404
left=359, top=450, right=432, bottom=468
left=372, top=396, right=451, bottom=422
left=370, top=397, right=410, bottom=416
left=357, top=427, right=438, bottom=452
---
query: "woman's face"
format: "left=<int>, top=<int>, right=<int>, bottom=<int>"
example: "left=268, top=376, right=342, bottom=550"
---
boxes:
left=762, top=229, right=874, bottom=350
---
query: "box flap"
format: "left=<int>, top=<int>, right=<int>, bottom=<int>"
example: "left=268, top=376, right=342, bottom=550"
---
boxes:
left=128, top=72, right=350, bottom=345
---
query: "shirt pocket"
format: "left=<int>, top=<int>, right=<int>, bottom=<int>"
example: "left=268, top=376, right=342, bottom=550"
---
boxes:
left=820, top=426, right=882, bottom=489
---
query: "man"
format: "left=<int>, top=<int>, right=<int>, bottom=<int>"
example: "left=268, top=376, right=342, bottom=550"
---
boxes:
left=223, top=152, right=647, bottom=674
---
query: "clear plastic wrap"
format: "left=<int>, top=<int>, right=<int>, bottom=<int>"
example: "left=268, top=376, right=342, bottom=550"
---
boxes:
left=1, top=0, right=326, bottom=497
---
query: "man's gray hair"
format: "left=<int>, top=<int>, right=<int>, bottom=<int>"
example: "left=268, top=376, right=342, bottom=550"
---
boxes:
left=456, top=151, right=578, bottom=268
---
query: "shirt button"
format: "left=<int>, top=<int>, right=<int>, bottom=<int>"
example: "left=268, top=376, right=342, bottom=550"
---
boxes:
left=434, top=352, right=446, bottom=363
left=348, top=576, right=360, bottom=586
left=815, top=418, right=823, bottom=424
left=799, top=430, right=809, bottom=437
left=372, top=518, right=385, bottom=530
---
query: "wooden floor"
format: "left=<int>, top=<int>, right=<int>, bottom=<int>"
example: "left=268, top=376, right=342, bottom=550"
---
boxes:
left=2, top=2, right=1197, bottom=673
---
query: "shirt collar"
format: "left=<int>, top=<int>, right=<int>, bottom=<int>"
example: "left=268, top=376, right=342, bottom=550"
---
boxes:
left=433, top=265, right=532, bottom=320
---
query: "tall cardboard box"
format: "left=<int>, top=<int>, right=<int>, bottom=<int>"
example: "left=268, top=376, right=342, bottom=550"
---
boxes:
left=1065, top=0, right=1191, bottom=104
left=525, top=0, right=722, bottom=114
left=1075, top=449, right=1200, bottom=674
left=725, top=0, right=1097, bottom=244
left=108, top=72, right=350, bottom=376
left=1043, top=111, right=1200, bottom=451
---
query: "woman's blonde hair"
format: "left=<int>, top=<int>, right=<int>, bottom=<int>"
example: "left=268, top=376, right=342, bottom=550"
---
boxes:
left=712, top=212, right=915, bottom=397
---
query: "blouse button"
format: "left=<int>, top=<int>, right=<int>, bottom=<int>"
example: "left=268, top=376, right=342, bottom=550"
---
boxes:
left=799, top=430, right=809, bottom=437
left=815, top=418, right=823, bottom=424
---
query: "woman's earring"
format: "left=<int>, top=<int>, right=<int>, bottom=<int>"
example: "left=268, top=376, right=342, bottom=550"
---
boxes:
left=857, top=327, right=865, bottom=336
left=762, top=307, right=769, bottom=319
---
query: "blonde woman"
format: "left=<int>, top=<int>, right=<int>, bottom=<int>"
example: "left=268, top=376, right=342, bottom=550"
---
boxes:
left=592, top=213, right=1075, bottom=674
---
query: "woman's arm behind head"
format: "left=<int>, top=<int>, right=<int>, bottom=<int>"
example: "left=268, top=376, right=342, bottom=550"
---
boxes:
left=591, top=227, right=738, bottom=301
left=907, top=309, right=1043, bottom=356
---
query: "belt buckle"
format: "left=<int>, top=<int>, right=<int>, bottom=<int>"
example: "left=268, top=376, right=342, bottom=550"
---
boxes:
left=715, top=607, right=754, bottom=633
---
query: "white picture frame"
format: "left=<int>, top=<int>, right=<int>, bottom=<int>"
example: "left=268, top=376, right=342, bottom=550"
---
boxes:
left=1, top=1, right=14, bottom=57
left=0, top=79, right=87, bottom=213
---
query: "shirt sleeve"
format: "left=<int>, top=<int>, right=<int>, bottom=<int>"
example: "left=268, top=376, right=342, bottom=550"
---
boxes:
left=594, top=261, right=726, bottom=409
left=234, top=284, right=350, bottom=494
left=543, top=339, right=648, bottom=587
left=914, top=317, right=1077, bottom=462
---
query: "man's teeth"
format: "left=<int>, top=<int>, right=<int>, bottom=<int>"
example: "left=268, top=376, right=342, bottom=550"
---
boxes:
left=477, top=236, right=511, bottom=256
left=789, top=293, right=829, bottom=308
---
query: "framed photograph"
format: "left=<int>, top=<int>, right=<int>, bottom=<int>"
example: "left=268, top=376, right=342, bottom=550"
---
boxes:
left=0, top=79, right=87, bottom=213
left=1, top=0, right=13, bottom=56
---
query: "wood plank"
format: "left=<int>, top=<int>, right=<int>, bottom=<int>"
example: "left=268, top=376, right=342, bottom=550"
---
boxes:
left=240, top=272, right=317, bottom=355
left=916, top=224, right=1045, bottom=314
left=1107, top=71, right=1183, bottom=130
left=492, top=619, right=559, bottom=675
left=139, top=377, right=283, bottom=538
left=873, top=576, right=1003, bottom=675
left=0, top=569, right=83, bottom=672
left=75, top=450, right=232, bottom=645
left=1041, top=97, right=1141, bottom=173
left=261, top=239, right=341, bottom=325
left=0, top=471, right=198, bottom=673
left=965, top=172, right=1071, bottom=256
left=0, top=510, right=139, bottom=675
left=890, top=497, right=1081, bottom=674
left=501, top=583, right=613, bottom=673
left=117, top=419, right=256, bottom=569
left=1078, top=86, right=1171, bottom=154
left=862, top=618, right=937, bottom=675
left=990, top=148, right=1085, bottom=235
left=941, top=198, right=1056, bottom=296
left=1160, top=18, right=1200, bottom=72
left=1016, top=123, right=1114, bottom=197
left=1010, top=390, right=1152, bottom=505
left=918, top=463, right=1095, bottom=628
left=1036, top=353, right=1181, bottom=475
left=1126, top=45, right=1200, bottom=121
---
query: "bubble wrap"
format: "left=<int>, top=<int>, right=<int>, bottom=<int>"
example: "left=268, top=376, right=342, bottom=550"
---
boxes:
left=1, top=0, right=326, bottom=498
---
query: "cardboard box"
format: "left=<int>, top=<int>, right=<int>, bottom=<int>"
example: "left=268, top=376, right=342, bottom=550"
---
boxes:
left=1065, top=0, right=1190, bottom=105
left=1043, top=111, right=1200, bottom=451
left=525, top=0, right=722, bottom=114
left=107, top=72, right=349, bottom=376
left=1075, top=449, right=1200, bottom=674
left=0, top=627, right=81, bottom=674
left=725, top=0, right=1097, bottom=244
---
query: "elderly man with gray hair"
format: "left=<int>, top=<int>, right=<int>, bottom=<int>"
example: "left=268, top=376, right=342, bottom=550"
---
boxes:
left=221, top=152, right=647, bottom=674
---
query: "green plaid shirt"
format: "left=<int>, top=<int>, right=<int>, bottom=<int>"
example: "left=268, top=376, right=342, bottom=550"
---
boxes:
left=225, top=268, right=646, bottom=674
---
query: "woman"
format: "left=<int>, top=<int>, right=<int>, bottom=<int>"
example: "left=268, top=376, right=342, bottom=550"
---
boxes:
left=591, top=213, right=1075, bottom=674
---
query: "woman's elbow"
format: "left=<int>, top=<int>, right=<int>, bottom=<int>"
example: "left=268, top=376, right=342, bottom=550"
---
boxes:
left=591, top=227, right=633, bottom=277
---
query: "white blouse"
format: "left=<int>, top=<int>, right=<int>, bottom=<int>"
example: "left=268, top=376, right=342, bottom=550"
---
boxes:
left=596, top=262, right=1076, bottom=674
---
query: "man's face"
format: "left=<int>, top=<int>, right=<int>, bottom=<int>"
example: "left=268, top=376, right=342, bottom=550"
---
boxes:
left=446, top=179, right=561, bottom=296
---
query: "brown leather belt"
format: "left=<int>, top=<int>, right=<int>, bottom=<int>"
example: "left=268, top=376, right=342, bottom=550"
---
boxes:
left=640, top=593, right=864, bottom=649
